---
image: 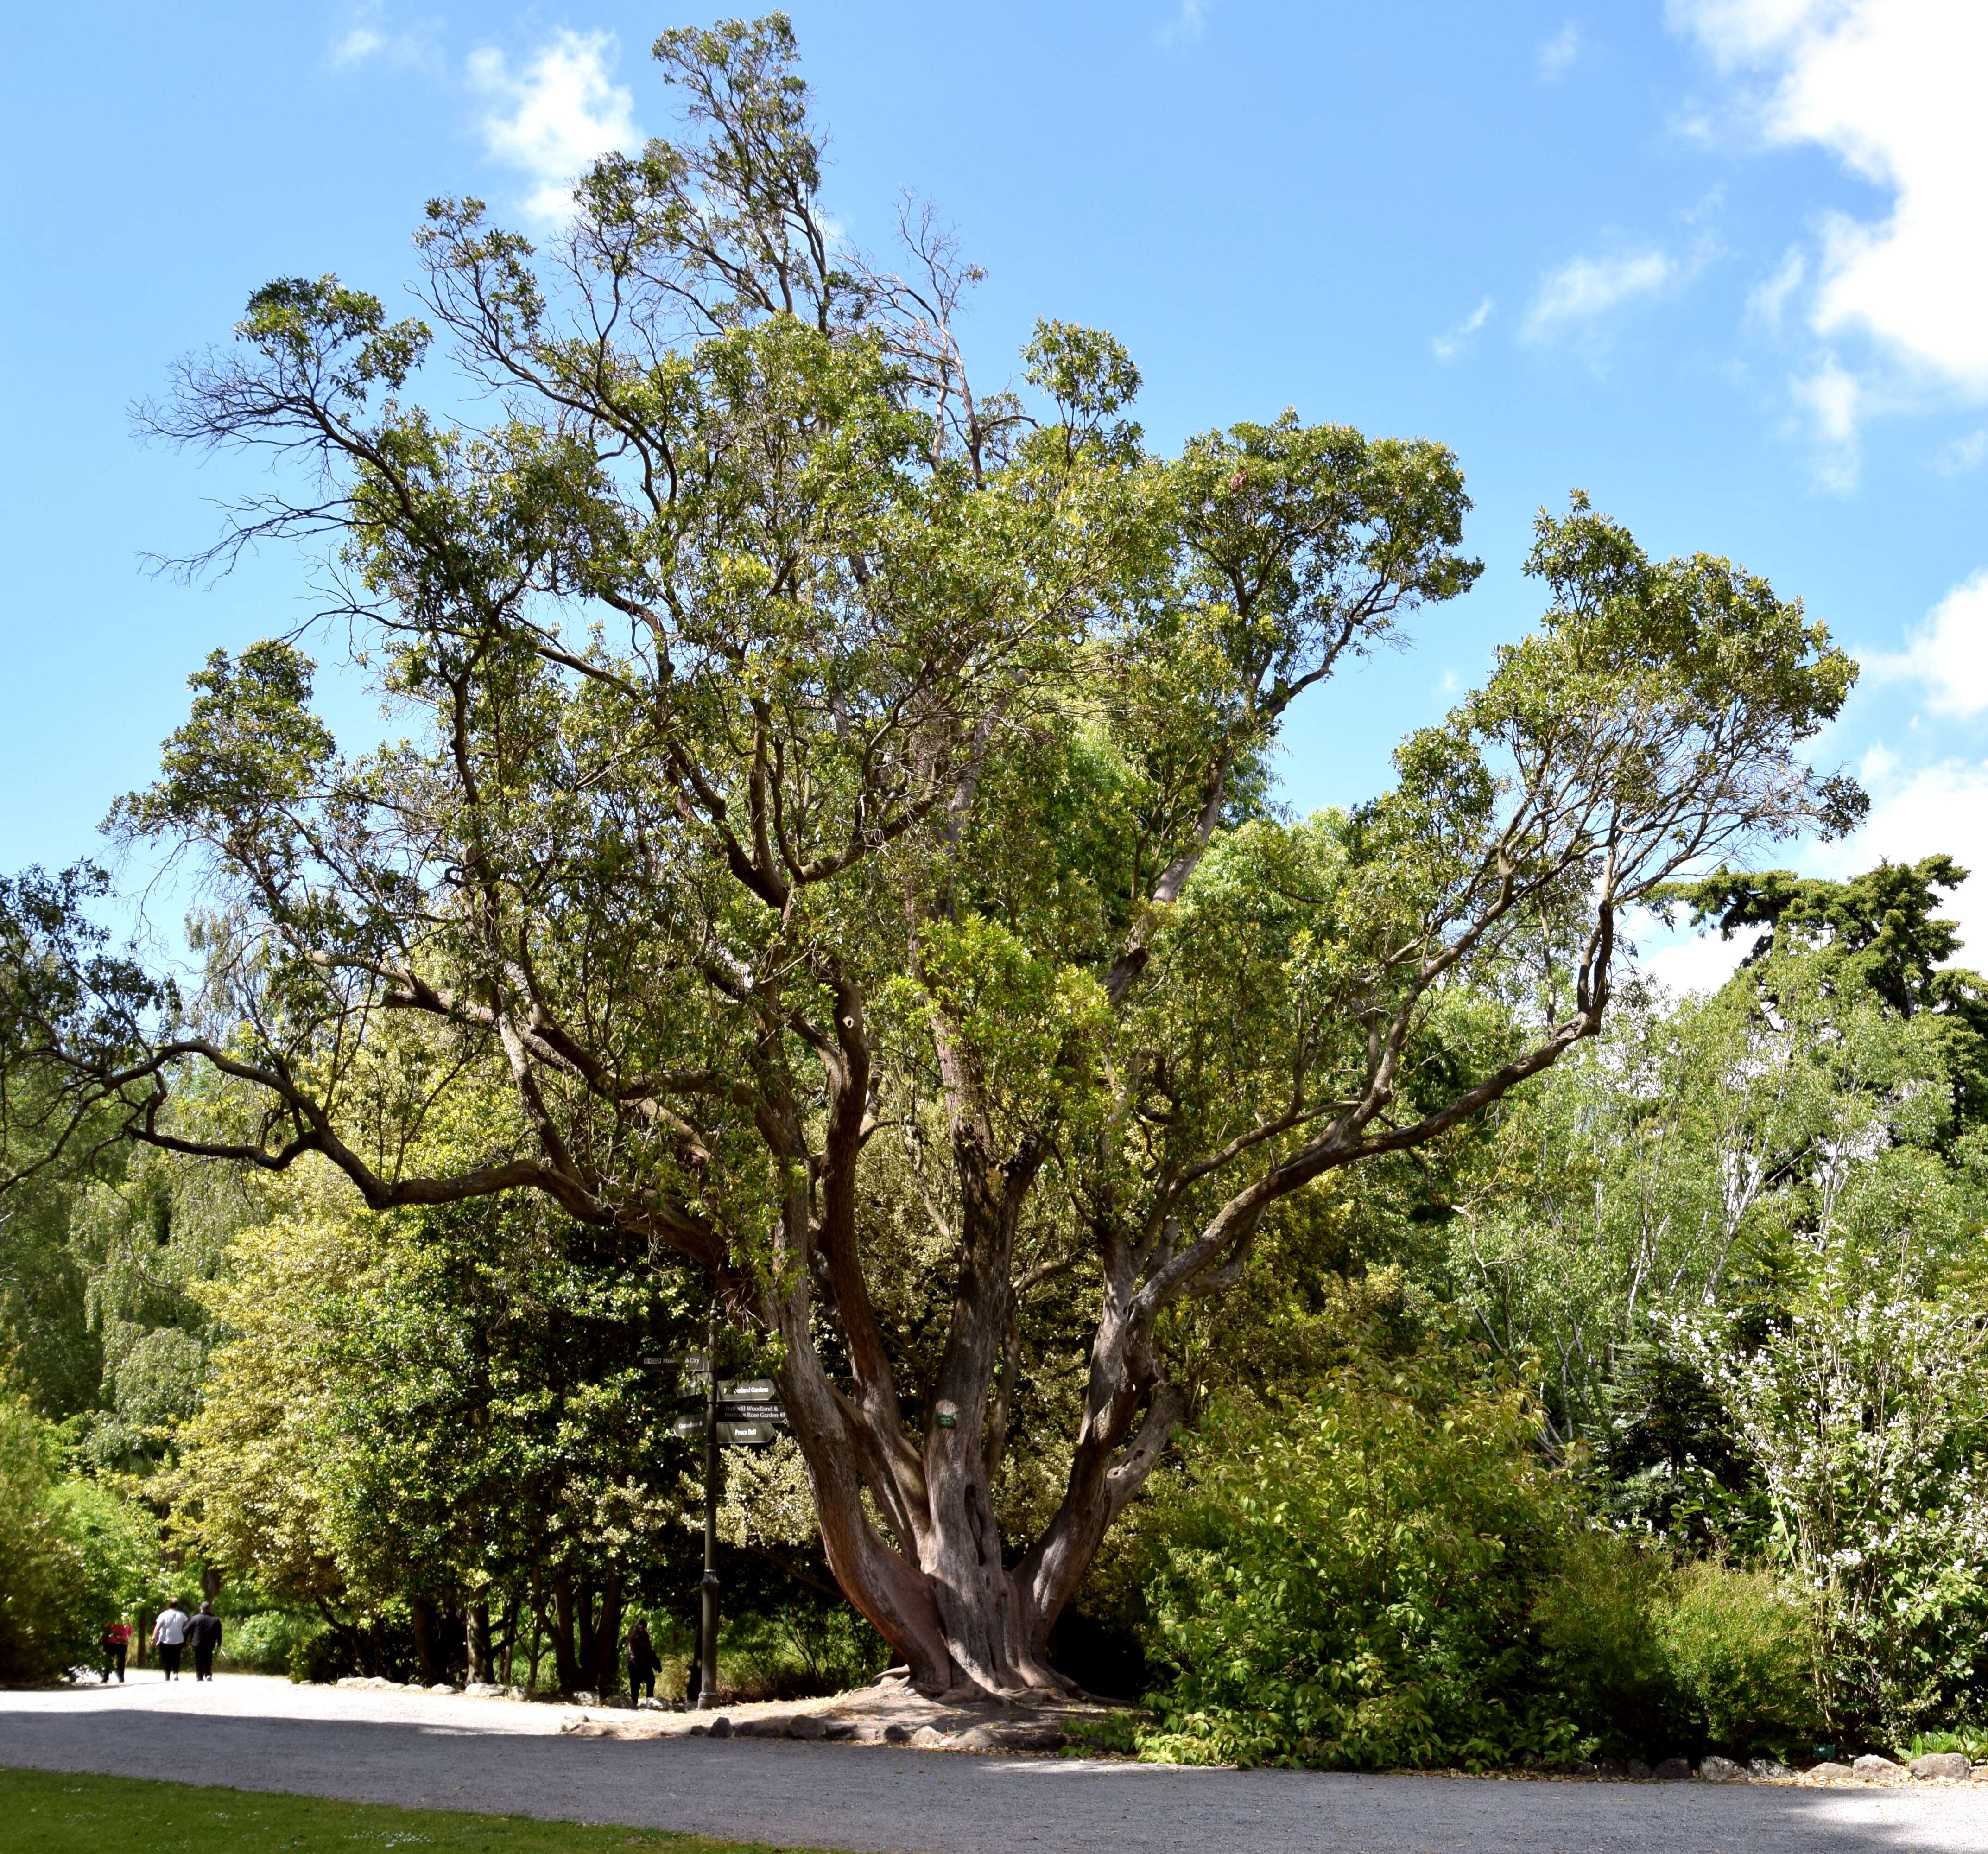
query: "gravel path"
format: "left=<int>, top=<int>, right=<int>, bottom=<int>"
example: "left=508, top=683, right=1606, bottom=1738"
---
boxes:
left=7, top=1673, right=1988, bottom=1853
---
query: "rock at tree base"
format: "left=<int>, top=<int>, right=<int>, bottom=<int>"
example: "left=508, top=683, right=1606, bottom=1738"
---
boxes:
left=569, top=1690, right=598, bottom=1706
left=911, top=1726, right=947, bottom=1747
left=1699, top=1756, right=1747, bottom=1783
left=1596, top=1758, right=1627, bottom=1779
left=1807, top=1762, right=1852, bottom=1781
left=1749, top=1758, right=1794, bottom=1779
left=1652, top=1757, right=1692, bottom=1781
left=706, top=1716, right=732, bottom=1739
left=1852, top=1754, right=1901, bottom=1780
left=1911, top=1752, right=1971, bottom=1780
left=787, top=1716, right=826, bottom=1740
left=882, top=1723, right=912, bottom=1743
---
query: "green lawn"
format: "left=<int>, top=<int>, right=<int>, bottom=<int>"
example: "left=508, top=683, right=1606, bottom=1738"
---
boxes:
left=0, top=1767, right=830, bottom=1854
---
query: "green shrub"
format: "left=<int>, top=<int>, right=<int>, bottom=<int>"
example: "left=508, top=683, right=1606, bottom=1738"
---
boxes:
left=0, top=1393, right=161, bottom=1680
left=218, top=1608, right=325, bottom=1676
left=1531, top=1527, right=1672, bottom=1753
left=1657, top=1561, right=1818, bottom=1754
left=1140, top=1367, right=1591, bottom=1770
left=709, top=1601, right=889, bottom=1702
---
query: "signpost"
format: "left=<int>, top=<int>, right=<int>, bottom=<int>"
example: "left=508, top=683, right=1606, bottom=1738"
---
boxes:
left=645, top=1326, right=788, bottom=1708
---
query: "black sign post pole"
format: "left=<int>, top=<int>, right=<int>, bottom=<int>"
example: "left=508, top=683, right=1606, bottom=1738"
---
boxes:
left=698, top=1302, right=721, bottom=1707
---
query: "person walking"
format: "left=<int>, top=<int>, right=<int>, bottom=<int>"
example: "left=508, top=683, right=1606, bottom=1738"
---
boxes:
left=186, top=1600, right=223, bottom=1682
left=152, top=1600, right=190, bottom=1679
left=99, top=1618, right=131, bottom=1684
left=624, top=1618, right=660, bottom=1703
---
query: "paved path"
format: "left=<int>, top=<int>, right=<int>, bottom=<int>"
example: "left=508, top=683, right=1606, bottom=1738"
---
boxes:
left=6, top=1673, right=1988, bottom=1852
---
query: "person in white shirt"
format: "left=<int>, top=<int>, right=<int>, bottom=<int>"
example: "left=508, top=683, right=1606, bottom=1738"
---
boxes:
left=152, top=1603, right=190, bottom=1680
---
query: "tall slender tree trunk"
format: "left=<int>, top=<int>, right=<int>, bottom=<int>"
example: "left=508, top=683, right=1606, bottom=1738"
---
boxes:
left=409, top=1594, right=440, bottom=1686
left=551, top=1575, right=582, bottom=1694
left=465, top=1599, right=490, bottom=1685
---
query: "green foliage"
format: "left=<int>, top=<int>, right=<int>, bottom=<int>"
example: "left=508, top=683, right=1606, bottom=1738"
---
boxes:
left=0, top=1391, right=160, bottom=1679
left=215, top=1606, right=326, bottom=1675
left=1676, top=1254, right=1988, bottom=1740
left=1659, top=856, right=1988, bottom=1126
left=1140, top=1367, right=1589, bottom=1770
left=1133, top=1370, right=1827, bottom=1768
left=1656, top=1561, right=1817, bottom=1752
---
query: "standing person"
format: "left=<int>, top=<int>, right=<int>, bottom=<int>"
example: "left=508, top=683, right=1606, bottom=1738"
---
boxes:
left=186, top=1600, right=223, bottom=1682
left=624, top=1619, right=660, bottom=1703
left=99, top=1618, right=132, bottom=1684
left=152, top=1600, right=189, bottom=1679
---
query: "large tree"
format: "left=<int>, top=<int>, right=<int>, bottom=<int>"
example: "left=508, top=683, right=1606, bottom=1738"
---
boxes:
left=0, top=16, right=1861, bottom=1697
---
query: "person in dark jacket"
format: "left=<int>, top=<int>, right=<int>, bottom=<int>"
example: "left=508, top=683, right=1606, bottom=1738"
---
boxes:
left=624, top=1619, right=661, bottom=1702
left=185, top=1600, right=223, bottom=1681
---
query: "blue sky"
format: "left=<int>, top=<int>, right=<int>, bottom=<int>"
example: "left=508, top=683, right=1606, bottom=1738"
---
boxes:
left=3, top=1, right=1984, bottom=986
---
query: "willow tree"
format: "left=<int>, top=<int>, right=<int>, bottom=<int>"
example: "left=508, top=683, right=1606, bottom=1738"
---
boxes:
left=0, top=16, right=1860, bottom=1697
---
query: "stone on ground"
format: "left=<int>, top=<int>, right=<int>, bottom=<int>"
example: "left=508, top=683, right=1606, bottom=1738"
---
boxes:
left=1911, top=1752, right=1971, bottom=1781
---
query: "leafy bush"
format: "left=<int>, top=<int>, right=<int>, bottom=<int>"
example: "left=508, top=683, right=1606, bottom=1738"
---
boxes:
left=0, top=1393, right=161, bottom=1679
left=707, top=1601, right=889, bottom=1702
left=1135, top=1366, right=1830, bottom=1769
left=1531, top=1527, right=1672, bottom=1753
left=1657, top=1561, right=1818, bottom=1754
left=1140, top=1368, right=1591, bottom=1770
left=1676, top=1259, right=1988, bottom=1739
left=217, top=1608, right=326, bottom=1675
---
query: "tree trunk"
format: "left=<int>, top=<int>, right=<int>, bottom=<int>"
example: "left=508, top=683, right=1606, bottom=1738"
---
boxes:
left=466, top=1599, right=491, bottom=1685
left=763, top=1170, right=1173, bottom=1699
left=581, top=1571, right=624, bottom=1696
left=550, top=1575, right=582, bottom=1694
left=409, top=1594, right=440, bottom=1686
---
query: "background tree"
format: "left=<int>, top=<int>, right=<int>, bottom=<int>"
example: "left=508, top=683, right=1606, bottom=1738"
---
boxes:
left=0, top=16, right=1859, bottom=1696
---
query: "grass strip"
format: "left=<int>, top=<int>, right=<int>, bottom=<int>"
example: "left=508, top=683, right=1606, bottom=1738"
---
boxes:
left=0, top=1766, right=832, bottom=1854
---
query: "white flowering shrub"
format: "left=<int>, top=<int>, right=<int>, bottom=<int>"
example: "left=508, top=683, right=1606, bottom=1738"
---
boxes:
left=1674, top=1263, right=1988, bottom=1737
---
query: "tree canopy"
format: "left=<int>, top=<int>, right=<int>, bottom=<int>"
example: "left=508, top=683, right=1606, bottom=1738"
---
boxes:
left=0, top=15, right=1861, bottom=1697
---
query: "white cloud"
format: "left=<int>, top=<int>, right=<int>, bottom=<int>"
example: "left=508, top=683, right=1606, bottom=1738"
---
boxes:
left=1672, top=0, right=1988, bottom=395
left=329, top=3, right=438, bottom=72
left=1635, top=917, right=1763, bottom=997
left=1523, top=249, right=1674, bottom=340
left=1432, top=297, right=1494, bottom=361
left=1863, top=570, right=1988, bottom=717
left=1789, top=354, right=1862, bottom=490
left=1158, top=0, right=1208, bottom=47
left=1747, top=246, right=1805, bottom=328
left=1933, top=428, right=1988, bottom=476
left=1860, top=741, right=1899, bottom=784
left=333, top=26, right=384, bottom=66
left=1538, top=22, right=1583, bottom=80
left=469, top=31, right=640, bottom=225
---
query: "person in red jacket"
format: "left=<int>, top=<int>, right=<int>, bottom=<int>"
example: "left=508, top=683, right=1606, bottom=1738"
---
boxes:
left=100, top=1619, right=132, bottom=1683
